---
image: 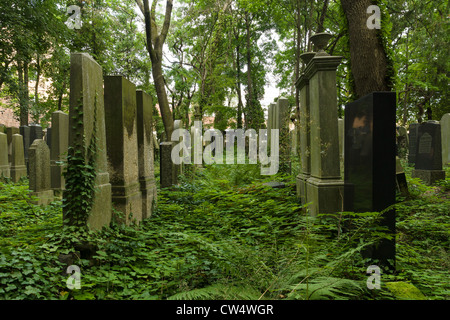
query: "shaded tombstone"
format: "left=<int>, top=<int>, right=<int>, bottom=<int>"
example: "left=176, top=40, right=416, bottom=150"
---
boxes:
left=160, top=141, right=176, bottom=188
left=19, top=125, right=30, bottom=172
left=29, top=124, right=43, bottom=142
left=64, top=52, right=112, bottom=230
left=136, top=90, right=157, bottom=220
left=45, top=127, right=52, bottom=149
left=50, top=111, right=69, bottom=193
left=408, top=123, right=419, bottom=165
left=10, top=134, right=27, bottom=182
left=0, top=132, right=10, bottom=178
left=344, top=91, right=396, bottom=271
left=411, top=121, right=445, bottom=185
left=104, top=75, right=143, bottom=224
left=28, top=139, right=54, bottom=205
left=440, top=113, right=450, bottom=166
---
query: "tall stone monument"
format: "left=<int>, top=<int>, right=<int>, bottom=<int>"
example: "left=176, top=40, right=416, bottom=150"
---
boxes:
left=136, top=89, right=157, bottom=220
left=65, top=52, right=112, bottom=230
left=302, top=33, right=344, bottom=216
left=344, top=91, right=397, bottom=270
left=104, top=75, right=143, bottom=224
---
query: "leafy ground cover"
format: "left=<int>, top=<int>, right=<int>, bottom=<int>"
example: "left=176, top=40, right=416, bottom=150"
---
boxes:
left=0, top=162, right=448, bottom=300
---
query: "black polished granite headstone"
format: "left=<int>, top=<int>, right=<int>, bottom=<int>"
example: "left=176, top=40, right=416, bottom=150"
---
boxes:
left=344, top=92, right=396, bottom=271
left=414, top=121, right=443, bottom=170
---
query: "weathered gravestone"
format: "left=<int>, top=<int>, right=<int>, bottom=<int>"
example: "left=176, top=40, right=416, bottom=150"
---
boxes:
left=396, top=126, right=408, bottom=159
left=10, top=134, right=27, bottom=183
left=50, top=111, right=69, bottom=193
left=6, top=127, right=19, bottom=163
left=28, top=139, right=54, bottom=205
left=0, top=132, right=10, bottom=178
left=411, top=121, right=445, bottom=185
left=344, top=91, right=396, bottom=270
left=136, top=90, right=157, bottom=219
left=440, top=113, right=450, bottom=166
left=104, top=75, right=143, bottom=224
left=408, top=123, right=419, bottom=165
left=302, top=45, right=344, bottom=216
left=64, top=53, right=112, bottom=230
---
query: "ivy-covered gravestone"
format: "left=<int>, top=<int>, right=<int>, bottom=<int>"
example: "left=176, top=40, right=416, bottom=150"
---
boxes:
left=64, top=53, right=112, bottom=231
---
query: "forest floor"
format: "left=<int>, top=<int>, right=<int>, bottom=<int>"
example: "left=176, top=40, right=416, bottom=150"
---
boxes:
left=0, top=159, right=448, bottom=300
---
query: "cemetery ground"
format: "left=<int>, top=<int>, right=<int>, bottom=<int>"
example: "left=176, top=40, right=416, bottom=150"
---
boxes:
left=0, top=158, right=448, bottom=300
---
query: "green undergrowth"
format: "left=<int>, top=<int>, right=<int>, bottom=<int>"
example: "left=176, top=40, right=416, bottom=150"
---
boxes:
left=0, top=163, right=448, bottom=300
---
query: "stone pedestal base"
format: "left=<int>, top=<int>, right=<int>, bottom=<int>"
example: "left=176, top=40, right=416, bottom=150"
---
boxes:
left=296, top=173, right=310, bottom=206
left=140, top=177, right=157, bottom=220
left=412, top=169, right=445, bottom=185
left=111, top=182, right=143, bottom=225
left=86, top=173, right=112, bottom=231
left=30, top=189, right=54, bottom=206
left=306, top=177, right=344, bottom=217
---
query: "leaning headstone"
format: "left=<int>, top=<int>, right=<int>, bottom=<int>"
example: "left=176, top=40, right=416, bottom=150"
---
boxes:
left=440, top=113, right=450, bottom=166
left=344, top=91, right=396, bottom=270
left=396, top=156, right=409, bottom=197
left=64, top=52, right=112, bottom=230
left=10, top=134, right=27, bottom=183
left=136, top=90, right=157, bottom=220
left=160, top=141, right=176, bottom=188
left=408, top=123, right=419, bottom=165
left=412, top=121, right=445, bottom=185
left=104, top=75, right=143, bottom=224
left=0, top=132, right=10, bottom=178
left=28, top=139, right=54, bottom=205
left=50, top=111, right=69, bottom=193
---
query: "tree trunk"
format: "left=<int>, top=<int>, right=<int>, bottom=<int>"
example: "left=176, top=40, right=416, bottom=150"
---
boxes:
left=236, top=40, right=243, bottom=129
left=341, top=0, right=392, bottom=98
left=245, top=11, right=253, bottom=130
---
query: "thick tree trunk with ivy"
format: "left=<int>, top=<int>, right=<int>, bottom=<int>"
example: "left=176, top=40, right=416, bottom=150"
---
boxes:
left=341, top=0, right=393, bottom=98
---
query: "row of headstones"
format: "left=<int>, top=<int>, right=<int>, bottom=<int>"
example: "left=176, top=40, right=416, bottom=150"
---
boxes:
left=291, top=35, right=397, bottom=268
left=60, top=53, right=158, bottom=230
left=0, top=53, right=158, bottom=230
left=0, top=112, right=68, bottom=205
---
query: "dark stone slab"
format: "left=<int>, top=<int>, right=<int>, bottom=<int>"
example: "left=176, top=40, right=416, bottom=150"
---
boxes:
left=344, top=92, right=396, bottom=270
left=414, top=121, right=443, bottom=170
left=408, top=123, right=419, bottom=165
